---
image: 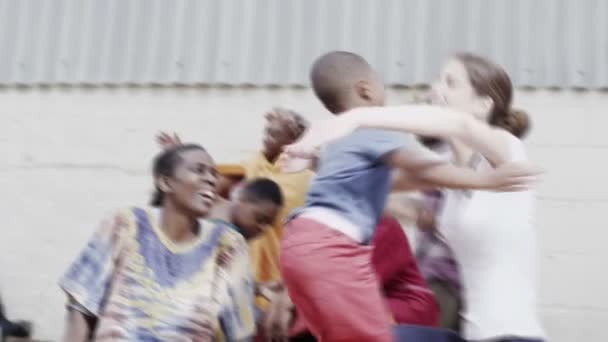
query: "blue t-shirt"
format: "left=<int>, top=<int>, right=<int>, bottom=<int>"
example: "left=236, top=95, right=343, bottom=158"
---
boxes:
left=295, top=128, right=419, bottom=243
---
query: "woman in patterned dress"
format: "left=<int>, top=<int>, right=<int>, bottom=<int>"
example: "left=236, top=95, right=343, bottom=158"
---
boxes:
left=60, top=144, right=255, bottom=341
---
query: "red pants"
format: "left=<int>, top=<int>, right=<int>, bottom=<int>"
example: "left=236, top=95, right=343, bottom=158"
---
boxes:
left=280, top=217, right=393, bottom=342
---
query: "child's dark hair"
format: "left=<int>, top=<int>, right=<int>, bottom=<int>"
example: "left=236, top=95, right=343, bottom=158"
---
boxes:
left=150, top=144, right=207, bottom=207
left=241, top=178, right=284, bottom=207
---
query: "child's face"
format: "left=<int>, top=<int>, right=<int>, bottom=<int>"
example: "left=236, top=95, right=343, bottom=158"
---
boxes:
left=233, top=199, right=280, bottom=240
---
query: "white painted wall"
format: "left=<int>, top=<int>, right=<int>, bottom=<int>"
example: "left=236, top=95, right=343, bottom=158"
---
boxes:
left=0, top=87, right=606, bottom=341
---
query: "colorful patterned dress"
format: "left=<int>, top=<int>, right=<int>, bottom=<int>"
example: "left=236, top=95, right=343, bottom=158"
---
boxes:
left=60, top=207, right=255, bottom=341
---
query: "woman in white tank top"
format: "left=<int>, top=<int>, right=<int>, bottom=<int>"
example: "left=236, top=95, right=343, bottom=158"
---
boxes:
left=430, top=53, right=544, bottom=342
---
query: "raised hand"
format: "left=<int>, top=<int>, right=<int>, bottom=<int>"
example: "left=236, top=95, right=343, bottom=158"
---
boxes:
left=156, top=131, right=182, bottom=150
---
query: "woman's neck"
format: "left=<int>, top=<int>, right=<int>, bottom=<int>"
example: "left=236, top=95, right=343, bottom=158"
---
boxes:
left=448, top=138, right=474, bottom=168
left=160, top=202, right=200, bottom=243
left=227, top=202, right=239, bottom=225
left=209, top=198, right=233, bottom=223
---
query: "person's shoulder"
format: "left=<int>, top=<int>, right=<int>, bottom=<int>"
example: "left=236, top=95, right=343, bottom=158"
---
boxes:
left=88, top=207, right=140, bottom=241
left=353, top=128, right=417, bottom=147
left=325, top=129, right=408, bottom=152
left=242, top=152, right=268, bottom=168
left=108, top=207, right=141, bottom=229
left=211, top=219, right=248, bottom=247
left=240, top=152, right=269, bottom=177
left=499, top=130, right=527, bottom=160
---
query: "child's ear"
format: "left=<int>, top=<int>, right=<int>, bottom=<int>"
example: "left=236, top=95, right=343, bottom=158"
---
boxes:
left=354, top=80, right=374, bottom=102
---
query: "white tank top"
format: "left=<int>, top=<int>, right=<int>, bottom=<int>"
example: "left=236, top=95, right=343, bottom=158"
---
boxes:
left=439, top=134, right=545, bottom=340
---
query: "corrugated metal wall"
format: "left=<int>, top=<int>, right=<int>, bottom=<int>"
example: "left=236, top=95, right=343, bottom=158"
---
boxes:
left=0, top=0, right=606, bottom=88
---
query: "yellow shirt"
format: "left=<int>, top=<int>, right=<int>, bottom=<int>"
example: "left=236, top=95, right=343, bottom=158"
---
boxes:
left=242, top=152, right=313, bottom=309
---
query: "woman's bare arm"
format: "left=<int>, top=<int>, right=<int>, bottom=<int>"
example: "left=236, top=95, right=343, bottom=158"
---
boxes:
left=285, top=105, right=513, bottom=167
left=62, top=298, right=95, bottom=342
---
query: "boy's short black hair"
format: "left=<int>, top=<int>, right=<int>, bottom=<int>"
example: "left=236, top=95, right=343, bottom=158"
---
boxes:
left=241, top=178, right=284, bottom=207
left=310, top=51, right=375, bottom=113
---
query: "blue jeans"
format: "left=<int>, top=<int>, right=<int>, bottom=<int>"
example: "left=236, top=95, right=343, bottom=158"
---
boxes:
left=393, top=325, right=464, bottom=341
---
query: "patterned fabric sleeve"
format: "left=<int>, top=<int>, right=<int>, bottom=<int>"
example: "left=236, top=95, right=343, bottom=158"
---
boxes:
left=218, top=234, right=256, bottom=341
left=220, top=235, right=255, bottom=341
left=59, top=209, right=131, bottom=317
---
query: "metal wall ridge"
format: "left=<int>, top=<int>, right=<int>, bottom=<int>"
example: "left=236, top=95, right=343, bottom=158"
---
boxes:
left=0, top=0, right=605, bottom=88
